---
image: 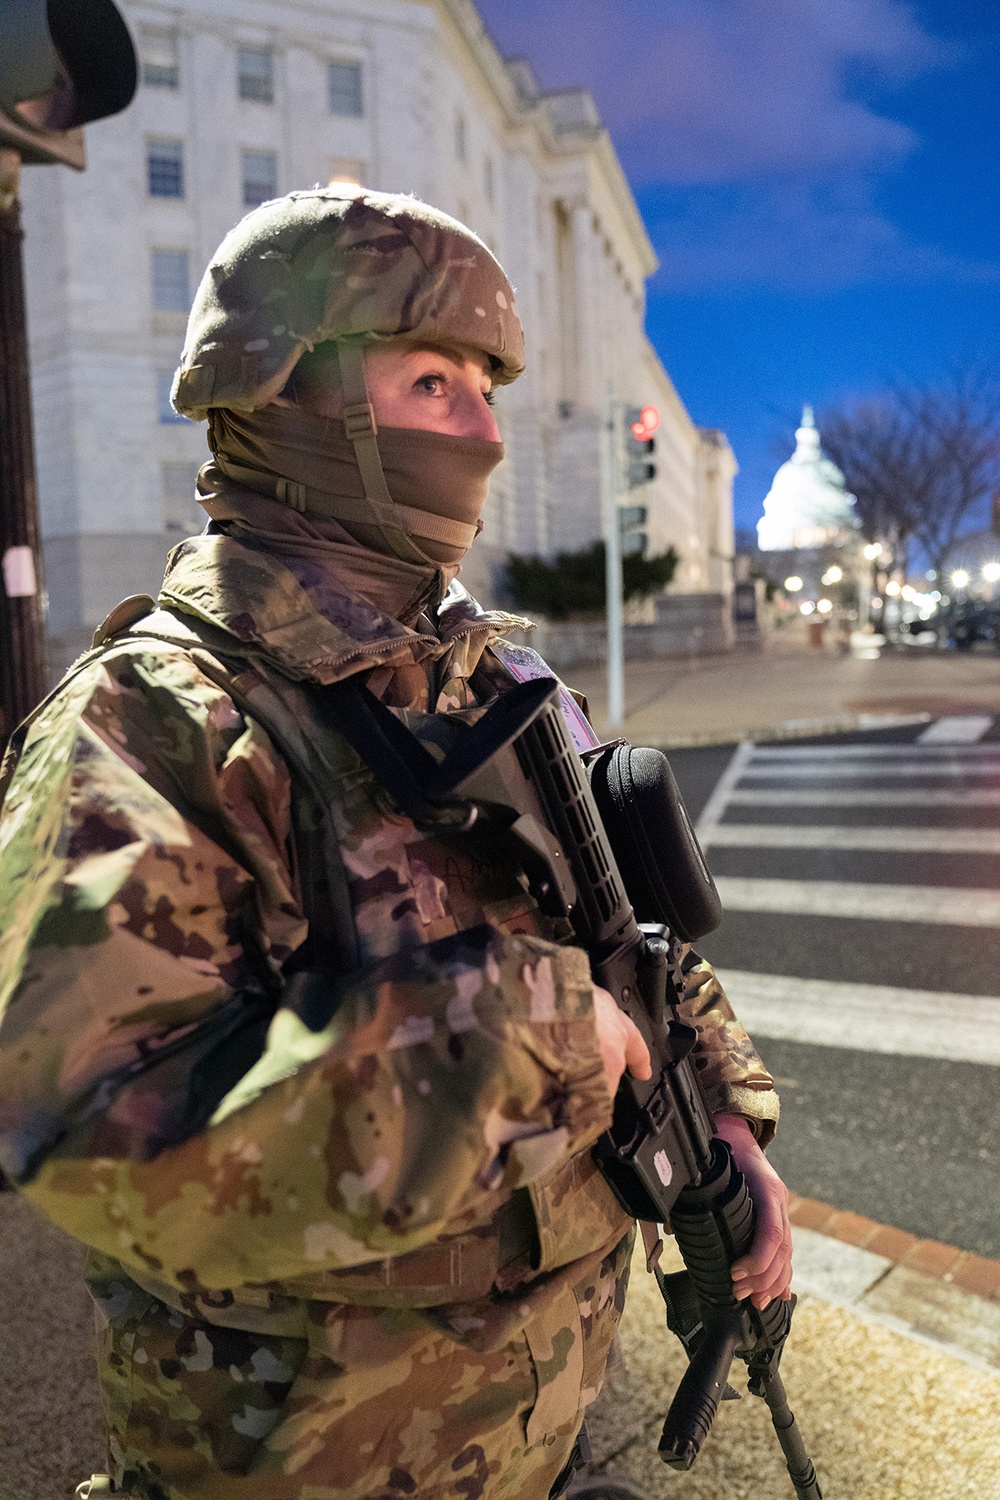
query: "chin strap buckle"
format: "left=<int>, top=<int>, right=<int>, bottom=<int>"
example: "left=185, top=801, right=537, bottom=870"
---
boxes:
left=342, top=401, right=378, bottom=442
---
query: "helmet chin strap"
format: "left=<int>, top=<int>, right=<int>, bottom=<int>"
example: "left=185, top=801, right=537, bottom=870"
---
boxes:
left=335, top=342, right=436, bottom=566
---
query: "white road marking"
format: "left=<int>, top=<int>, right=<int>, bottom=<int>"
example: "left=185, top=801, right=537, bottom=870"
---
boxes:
left=917, top=715, right=994, bottom=744
left=740, top=759, right=1000, bottom=780
left=752, top=743, right=1000, bottom=761
left=714, top=876, right=1000, bottom=926
left=704, top=823, right=1000, bottom=853
left=714, top=969, right=1000, bottom=1065
left=694, top=739, right=754, bottom=843
left=727, top=787, right=1000, bottom=807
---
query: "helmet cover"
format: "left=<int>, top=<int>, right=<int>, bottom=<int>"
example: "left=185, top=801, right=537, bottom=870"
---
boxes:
left=172, top=186, right=525, bottom=421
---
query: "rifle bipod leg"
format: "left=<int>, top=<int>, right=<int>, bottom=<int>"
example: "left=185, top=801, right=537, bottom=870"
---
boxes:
left=757, top=1371, right=822, bottom=1499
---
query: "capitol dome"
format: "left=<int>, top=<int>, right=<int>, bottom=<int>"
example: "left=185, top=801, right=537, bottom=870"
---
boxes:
left=756, top=406, right=859, bottom=552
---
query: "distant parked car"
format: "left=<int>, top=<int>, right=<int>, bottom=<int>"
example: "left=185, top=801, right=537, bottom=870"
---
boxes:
left=936, top=599, right=1000, bottom=650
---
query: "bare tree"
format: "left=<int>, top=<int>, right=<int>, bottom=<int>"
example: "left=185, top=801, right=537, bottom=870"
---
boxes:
left=820, top=369, right=1000, bottom=579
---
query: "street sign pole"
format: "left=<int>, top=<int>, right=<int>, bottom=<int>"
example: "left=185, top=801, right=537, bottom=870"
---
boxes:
left=602, top=386, right=625, bottom=729
left=0, top=148, right=47, bottom=750
left=0, top=0, right=138, bottom=754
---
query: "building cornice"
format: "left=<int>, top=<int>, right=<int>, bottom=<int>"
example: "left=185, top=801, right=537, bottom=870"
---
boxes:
left=430, top=0, right=657, bottom=277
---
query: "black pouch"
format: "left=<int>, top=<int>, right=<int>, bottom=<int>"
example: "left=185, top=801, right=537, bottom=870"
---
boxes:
left=586, top=744, right=722, bottom=942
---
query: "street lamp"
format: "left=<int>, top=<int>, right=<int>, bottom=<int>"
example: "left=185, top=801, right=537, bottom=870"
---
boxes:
left=863, top=543, right=883, bottom=561
left=784, top=575, right=804, bottom=592
left=951, top=569, right=970, bottom=590
left=983, top=563, right=1000, bottom=583
left=821, top=565, right=843, bottom=585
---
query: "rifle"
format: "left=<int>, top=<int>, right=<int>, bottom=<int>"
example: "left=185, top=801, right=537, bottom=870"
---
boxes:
left=317, top=671, right=822, bottom=1497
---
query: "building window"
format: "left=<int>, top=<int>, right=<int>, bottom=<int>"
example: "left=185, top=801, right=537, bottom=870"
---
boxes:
left=242, top=150, right=277, bottom=208
left=140, top=28, right=179, bottom=88
left=328, top=61, right=362, bottom=116
left=151, top=250, right=190, bottom=313
left=162, top=461, right=203, bottom=535
left=157, top=370, right=189, bottom=424
left=237, top=46, right=274, bottom=103
left=147, top=139, right=184, bottom=198
left=455, top=111, right=467, bottom=163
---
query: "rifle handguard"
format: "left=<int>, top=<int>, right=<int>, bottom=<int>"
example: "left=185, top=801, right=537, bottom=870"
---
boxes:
left=659, top=1138, right=794, bottom=1465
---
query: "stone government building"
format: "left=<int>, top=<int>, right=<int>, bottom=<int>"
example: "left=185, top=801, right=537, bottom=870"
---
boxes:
left=20, top=0, right=737, bottom=671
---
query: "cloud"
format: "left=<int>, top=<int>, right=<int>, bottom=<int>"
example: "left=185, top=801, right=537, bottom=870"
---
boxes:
left=475, top=0, right=982, bottom=290
left=478, top=0, right=950, bottom=185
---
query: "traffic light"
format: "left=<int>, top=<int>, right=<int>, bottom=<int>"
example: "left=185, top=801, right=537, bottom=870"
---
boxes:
left=0, top=0, right=137, bottom=169
left=624, top=403, right=659, bottom=488
left=619, top=504, right=648, bottom=558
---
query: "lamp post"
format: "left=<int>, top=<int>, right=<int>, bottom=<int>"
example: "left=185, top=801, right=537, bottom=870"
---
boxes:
left=0, top=0, right=137, bottom=752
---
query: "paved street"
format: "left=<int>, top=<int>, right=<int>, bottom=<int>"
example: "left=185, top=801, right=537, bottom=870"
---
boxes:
left=668, top=714, right=1000, bottom=1259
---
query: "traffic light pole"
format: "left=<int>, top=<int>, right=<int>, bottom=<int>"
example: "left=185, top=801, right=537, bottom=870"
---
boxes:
left=0, top=149, right=47, bottom=753
left=602, top=387, right=625, bottom=730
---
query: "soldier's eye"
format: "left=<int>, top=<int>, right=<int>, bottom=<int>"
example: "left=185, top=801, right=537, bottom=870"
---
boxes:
left=415, top=374, right=444, bottom=395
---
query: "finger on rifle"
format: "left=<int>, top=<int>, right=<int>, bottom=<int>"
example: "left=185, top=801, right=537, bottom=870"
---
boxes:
left=624, top=1015, right=652, bottom=1080
left=731, top=1198, right=791, bottom=1305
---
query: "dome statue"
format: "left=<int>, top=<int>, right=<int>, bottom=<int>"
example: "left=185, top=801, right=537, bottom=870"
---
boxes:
left=756, top=406, right=859, bottom=551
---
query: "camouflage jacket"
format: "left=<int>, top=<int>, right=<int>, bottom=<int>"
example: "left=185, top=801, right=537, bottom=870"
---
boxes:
left=0, top=528, right=777, bottom=1309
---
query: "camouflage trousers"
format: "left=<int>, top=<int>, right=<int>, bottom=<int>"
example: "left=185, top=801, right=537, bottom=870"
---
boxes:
left=86, top=1233, right=633, bottom=1500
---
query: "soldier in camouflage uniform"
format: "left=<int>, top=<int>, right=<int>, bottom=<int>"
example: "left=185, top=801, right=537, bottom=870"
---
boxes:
left=0, top=188, right=788, bottom=1500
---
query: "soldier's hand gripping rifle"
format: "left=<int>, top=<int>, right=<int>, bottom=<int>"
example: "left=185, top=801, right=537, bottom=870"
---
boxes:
left=323, top=672, right=821, bottom=1497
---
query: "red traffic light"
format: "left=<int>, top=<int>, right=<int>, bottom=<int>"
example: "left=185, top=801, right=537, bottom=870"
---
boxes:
left=631, top=405, right=660, bottom=440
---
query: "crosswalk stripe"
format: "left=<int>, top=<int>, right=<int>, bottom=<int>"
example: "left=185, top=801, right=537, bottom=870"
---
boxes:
left=740, top=760, right=1000, bottom=780
left=714, top=969, right=1000, bottom=1065
left=752, top=743, right=1000, bottom=761
left=703, top=824, right=1000, bottom=853
left=917, top=715, right=994, bottom=744
left=694, top=740, right=754, bottom=842
left=714, top=876, right=1000, bottom=926
left=727, top=787, right=1000, bottom=807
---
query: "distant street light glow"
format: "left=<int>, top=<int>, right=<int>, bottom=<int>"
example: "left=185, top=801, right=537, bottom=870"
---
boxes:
left=885, top=580, right=901, bottom=597
left=784, top=575, right=804, bottom=592
left=983, top=563, right=1000, bottom=583
left=821, top=566, right=843, bottom=585
left=863, top=543, right=883, bottom=561
left=900, top=585, right=917, bottom=602
left=800, top=600, right=816, bottom=615
left=816, top=598, right=833, bottom=614
left=951, top=569, right=970, bottom=589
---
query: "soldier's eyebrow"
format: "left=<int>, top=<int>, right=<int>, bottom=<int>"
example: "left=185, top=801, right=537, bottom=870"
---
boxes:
left=403, top=342, right=492, bottom=377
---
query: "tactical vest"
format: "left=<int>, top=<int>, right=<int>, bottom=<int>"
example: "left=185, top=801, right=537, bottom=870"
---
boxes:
left=1, top=594, right=630, bottom=1327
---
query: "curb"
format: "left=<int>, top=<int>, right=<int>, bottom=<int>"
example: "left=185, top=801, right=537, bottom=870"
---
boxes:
left=788, top=1192, right=1000, bottom=1371
left=789, top=1191, right=1000, bottom=1302
left=651, top=711, right=934, bottom=750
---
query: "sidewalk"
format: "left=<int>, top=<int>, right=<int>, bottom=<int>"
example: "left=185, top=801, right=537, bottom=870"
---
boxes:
left=3, top=1187, right=1000, bottom=1499
left=567, top=635, right=1000, bottom=746
left=582, top=1208, right=1000, bottom=1499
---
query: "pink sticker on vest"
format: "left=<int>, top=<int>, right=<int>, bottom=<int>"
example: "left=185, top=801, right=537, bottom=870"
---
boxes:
left=493, top=642, right=600, bottom=752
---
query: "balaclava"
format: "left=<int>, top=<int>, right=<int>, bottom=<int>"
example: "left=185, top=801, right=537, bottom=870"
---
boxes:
left=171, top=186, right=524, bottom=582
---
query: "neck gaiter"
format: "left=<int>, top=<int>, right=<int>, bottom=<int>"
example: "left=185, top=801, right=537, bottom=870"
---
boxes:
left=207, top=405, right=504, bottom=566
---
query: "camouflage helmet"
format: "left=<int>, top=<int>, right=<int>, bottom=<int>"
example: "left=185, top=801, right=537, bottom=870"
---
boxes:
left=172, top=186, right=525, bottom=421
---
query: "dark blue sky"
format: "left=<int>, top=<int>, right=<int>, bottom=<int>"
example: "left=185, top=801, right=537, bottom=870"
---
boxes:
left=476, top=0, right=1000, bottom=531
